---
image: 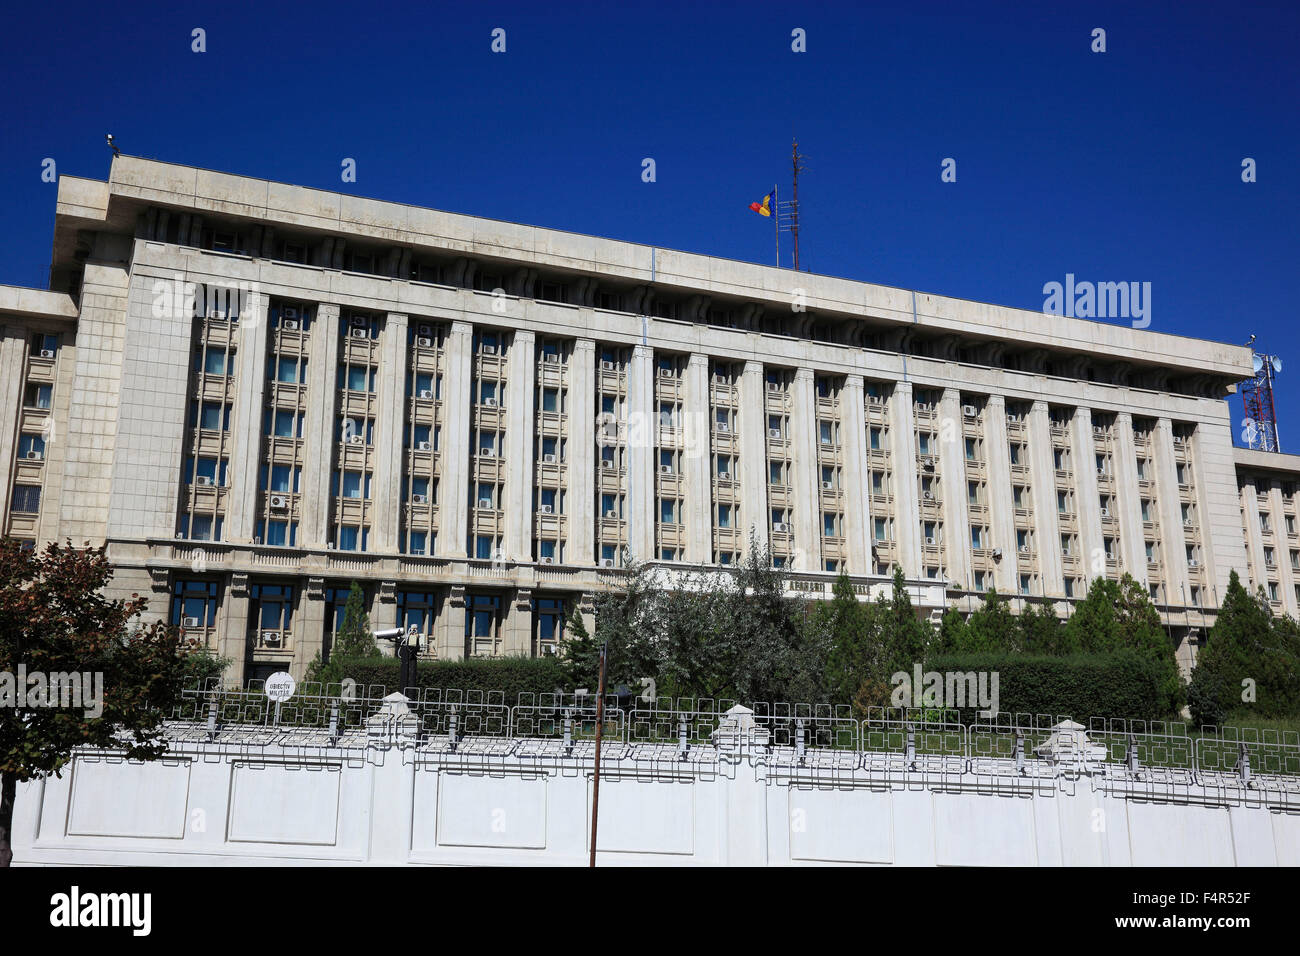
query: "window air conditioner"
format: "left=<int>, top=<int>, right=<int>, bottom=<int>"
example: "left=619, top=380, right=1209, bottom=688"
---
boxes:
left=767, top=382, right=780, bottom=392
left=480, top=343, right=497, bottom=356
left=605, top=510, right=619, bottom=519
left=822, top=481, right=833, bottom=490
left=196, top=475, right=212, bottom=486
left=417, top=324, right=433, bottom=337
left=480, top=447, right=495, bottom=457
left=478, top=499, right=493, bottom=509
left=923, top=491, right=934, bottom=501
left=660, top=368, right=676, bottom=379
left=601, top=360, right=615, bottom=371
left=261, top=631, right=282, bottom=647
left=543, top=453, right=557, bottom=463
left=768, top=428, right=781, bottom=439
left=601, top=459, right=614, bottom=470
left=601, top=558, right=615, bottom=568
left=416, top=336, right=433, bottom=348
left=1188, top=559, right=1200, bottom=568
left=26, top=450, right=43, bottom=461
left=540, top=504, right=553, bottom=514
left=351, top=327, right=368, bottom=339
left=962, top=405, right=978, bottom=417
left=925, top=536, right=936, bottom=546
left=923, top=457, right=936, bottom=468
left=412, top=494, right=427, bottom=504
left=660, top=464, right=673, bottom=474
left=1184, top=519, right=1194, bottom=528
left=483, top=397, right=497, bottom=407
left=1100, top=507, right=1110, bottom=518
left=270, top=495, right=287, bottom=509
left=540, top=556, right=554, bottom=565
left=417, top=440, right=431, bottom=451
left=39, top=349, right=54, bottom=359
left=183, top=617, right=201, bottom=628
left=543, top=352, right=560, bottom=363
left=283, top=319, right=300, bottom=331
left=717, top=422, right=729, bottom=432
left=774, top=522, right=789, bottom=533
left=349, top=435, right=364, bottom=445
left=1020, top=545, right=1031, bottom=554
left=419, top=389, right=433, bottom=399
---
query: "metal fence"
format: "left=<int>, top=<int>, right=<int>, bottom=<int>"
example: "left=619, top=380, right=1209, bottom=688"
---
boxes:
left=156, top=681, right=1300, bottom=804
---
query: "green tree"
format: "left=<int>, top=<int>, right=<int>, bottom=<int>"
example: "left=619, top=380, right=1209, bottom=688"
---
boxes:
left=331, top=581, right=378, bottom=660
left=959, top=589, right=1019, bottom=653
left=818, top=572, right=874, bottom=704
left=0, top=539, right=193, bottom=867
left=1066, top=574, right=1182, bottom=714
left=1190, top=570, right=1300, bottom=724
left=1017, top=602, right=1069, bottom=655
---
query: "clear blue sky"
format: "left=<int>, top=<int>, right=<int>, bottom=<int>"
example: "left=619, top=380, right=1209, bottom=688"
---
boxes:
left=2, top=0, right=1296, bottom=444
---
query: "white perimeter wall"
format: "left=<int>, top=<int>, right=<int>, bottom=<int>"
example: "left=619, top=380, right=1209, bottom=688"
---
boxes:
left=12, top=744, right=1300, bottom=866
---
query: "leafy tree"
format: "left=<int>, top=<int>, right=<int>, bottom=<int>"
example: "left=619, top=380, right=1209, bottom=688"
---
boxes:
left=1017, top=602, right=1069, bottom=655
left=331, top=581, right=378, bottom=660
left=959, top=589, right=1019, bottom=653
left=1065, top=574, right=1183, bottom=714
left=818, top=572, right=874, bottom=704
left=880, top=566, right=932, bottom=676
left=1190, top=570, right=1300, bottom=723
left=0, top=539, right=193, bottom=867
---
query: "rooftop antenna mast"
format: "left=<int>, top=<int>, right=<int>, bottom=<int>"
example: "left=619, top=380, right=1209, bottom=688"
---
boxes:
left=1241, top=338, right=1283, bottom=452
left=778, top=139, right=806, bottom=271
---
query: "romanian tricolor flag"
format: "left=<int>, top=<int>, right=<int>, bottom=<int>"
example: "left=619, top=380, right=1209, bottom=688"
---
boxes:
left=749, top=188, right=775, bottom=217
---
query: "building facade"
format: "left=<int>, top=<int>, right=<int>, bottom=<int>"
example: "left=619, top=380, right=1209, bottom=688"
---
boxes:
left=1, top=156, right=1295, bottom=683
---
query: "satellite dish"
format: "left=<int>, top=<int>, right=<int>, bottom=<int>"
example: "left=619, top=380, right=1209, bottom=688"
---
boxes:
left=1253, top=355, right=1263, bottom=374
left=1272, top=356, right=1282, bottom=374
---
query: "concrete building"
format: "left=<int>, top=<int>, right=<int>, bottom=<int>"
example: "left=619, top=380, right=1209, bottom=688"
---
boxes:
left=2, top=155, right=1296, bottom=683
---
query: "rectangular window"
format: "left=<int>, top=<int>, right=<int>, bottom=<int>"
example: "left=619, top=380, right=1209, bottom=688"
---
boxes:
left=10, top=485, right=41, bottom=514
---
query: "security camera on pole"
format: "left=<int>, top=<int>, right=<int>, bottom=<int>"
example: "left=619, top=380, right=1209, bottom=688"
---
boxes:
left=373, top=625, right=420, bottom=694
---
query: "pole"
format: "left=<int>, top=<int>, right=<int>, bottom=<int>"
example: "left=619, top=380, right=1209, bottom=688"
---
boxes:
left=588, top=640, right=608, bottom=867
left=773, top=184, right=780, bottom=268
left=791, top=140, right=801, bottom=272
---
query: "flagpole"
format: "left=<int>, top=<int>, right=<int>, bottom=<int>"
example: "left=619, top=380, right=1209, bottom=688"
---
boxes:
left=774, top=184, right=780, bottom=268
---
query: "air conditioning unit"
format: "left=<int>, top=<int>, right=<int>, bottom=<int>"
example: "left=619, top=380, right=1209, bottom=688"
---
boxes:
left=767, top=382, right=781, bottom=392
left=540, top=556, right=554, bottom=565
left=768, top=428, right=781, bottom=439
left=1097, top=468, right=1107, bottom=477
left=601, top=558, right=615, bottom=568
left=540, top=504, right=553, bottom=514
left=418, top=389, right=433, bottom=399
left=483, top=397, right=497, bottom=407
left=208, top=310, right=226, bottom=321
left=417, top=440, right=431, bottom=451
left=1020, top=545, right=1031, bottom=554
left=1184, top=519, right=1194, bottom=528
left=1188, top=559, right=1200, bottom=568
left=416, top=336, right=432, bottom=348
left=270, top=495, right=288, bottom=510
left=922, top=457, right=936, bottom=468
left=925, top=536, right=936, bottom=546
left=410, top=548, right=425, bottom=556
left=351, top=327, right=368, bottom=339
left=480, top=447, right=495, bottom=458
left=349, top=435, right=364, bottom=445
left=541, top=643, right=558, bottom=655
left=660, top=464, right=673, bottom=474
left=183, top=617, right=200, bottom=628
left=868, top=396, right=885, bottom=407
left=601, top=459, right=614, bottom=470
left=717, top=422, right=729, bottom=432
left=260, top=631, right=282, bottom=647
left=412, top=494, right=427, bottom=504
left=822, top=481, right=833, bottom=490
left=39, top=349, right=54, bottom=359
left=605, top=510, right=619, bottom=519
left=1100, top=507, right=1110, bottom=518
left=543, top=352, right=560, bottom=364
left=774, top=522, right=789, bottom=533
left=543, top=453, right=557, bottom=464
left=283, top=319, right=300, bottom=331
left=25, top=450, right=42, bottom=461
left=196, top=475, right=212, bottom=487
left=478, top=498, right=493, bottom=509
left=601, top=360, right=615, bottom=371
left=962, top=405, right=978, bottom=418
left=659, top=368, right=676, bottom=379
left=923, top=491, right=934, bottom=501
left=718, top=472, right=730, bottom=480
left=1093, top=426, right=1105, bottom=437
left=482, top=343, right=497, bottom=355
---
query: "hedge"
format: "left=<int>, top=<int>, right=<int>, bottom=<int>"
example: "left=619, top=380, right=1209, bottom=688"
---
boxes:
left=330, top=655, right=574, bottom=702
left=923, top=650, right=1169, bottom=721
